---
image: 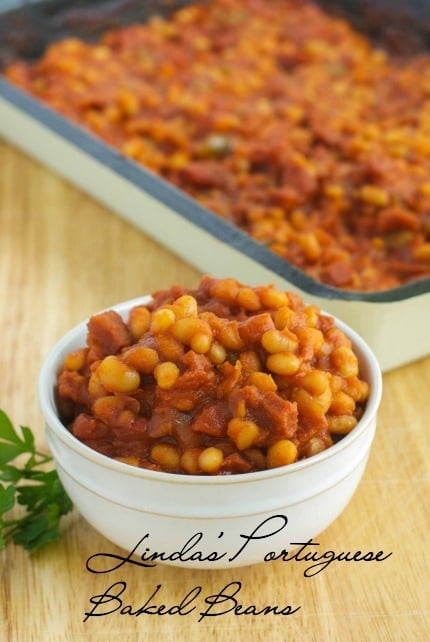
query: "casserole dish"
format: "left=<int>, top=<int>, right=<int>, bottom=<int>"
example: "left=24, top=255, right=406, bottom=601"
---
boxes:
left=1, top=0, right=429, bottom=371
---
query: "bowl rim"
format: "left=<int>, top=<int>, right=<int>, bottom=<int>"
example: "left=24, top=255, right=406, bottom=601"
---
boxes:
left=38, top=295, right=383, bottom=487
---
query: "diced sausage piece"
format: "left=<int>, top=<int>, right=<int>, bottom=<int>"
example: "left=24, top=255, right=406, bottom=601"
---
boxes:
left=87, top=310, right=131, bottom=359
left=71, top=413, right=111, bottom=440
left=179, top=161, right=229, bottom=189
left=239, top=313, right=275, bottom=345
left=57, top=370, right=91, bottom=408
left=229, top=386, right=298, bottom=440
left=192, top=401, right=229, bottom=437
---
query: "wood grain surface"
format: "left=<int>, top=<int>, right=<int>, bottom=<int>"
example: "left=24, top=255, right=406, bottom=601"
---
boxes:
left=0, top=141, right=429, bottom=642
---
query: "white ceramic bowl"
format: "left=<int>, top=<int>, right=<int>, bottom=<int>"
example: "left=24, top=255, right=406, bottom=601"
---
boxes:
left=38, top=296, right=382, bottom=569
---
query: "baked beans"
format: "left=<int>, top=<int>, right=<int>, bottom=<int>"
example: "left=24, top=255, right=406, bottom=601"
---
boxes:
left=56, top=276, right=370, bottom=475
left=5, top=0, right=430, bottom=291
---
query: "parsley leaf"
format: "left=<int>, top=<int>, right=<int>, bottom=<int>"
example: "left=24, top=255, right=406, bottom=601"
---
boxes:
left=0, top=409, right=73, bottom=553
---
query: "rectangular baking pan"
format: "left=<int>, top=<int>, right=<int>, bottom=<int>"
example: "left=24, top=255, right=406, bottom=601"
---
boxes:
left=0, top=0, right=429, bottom=372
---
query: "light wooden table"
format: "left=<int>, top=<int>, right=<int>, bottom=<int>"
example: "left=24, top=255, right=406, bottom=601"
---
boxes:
left=0, top=141, right=429, bottom=642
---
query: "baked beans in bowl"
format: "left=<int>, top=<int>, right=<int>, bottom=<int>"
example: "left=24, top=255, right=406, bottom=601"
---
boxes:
left=38, top=277, right=382, bottom=568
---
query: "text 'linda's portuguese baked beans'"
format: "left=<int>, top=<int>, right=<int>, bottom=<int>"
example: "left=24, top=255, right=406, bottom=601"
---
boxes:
left=5, top=0, right=430, bottom=291
left=56, top=277, right=370, bottom=475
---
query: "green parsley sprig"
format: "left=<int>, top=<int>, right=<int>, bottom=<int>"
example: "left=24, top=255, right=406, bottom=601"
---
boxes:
left=0, top=409, right=73, bottom=553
